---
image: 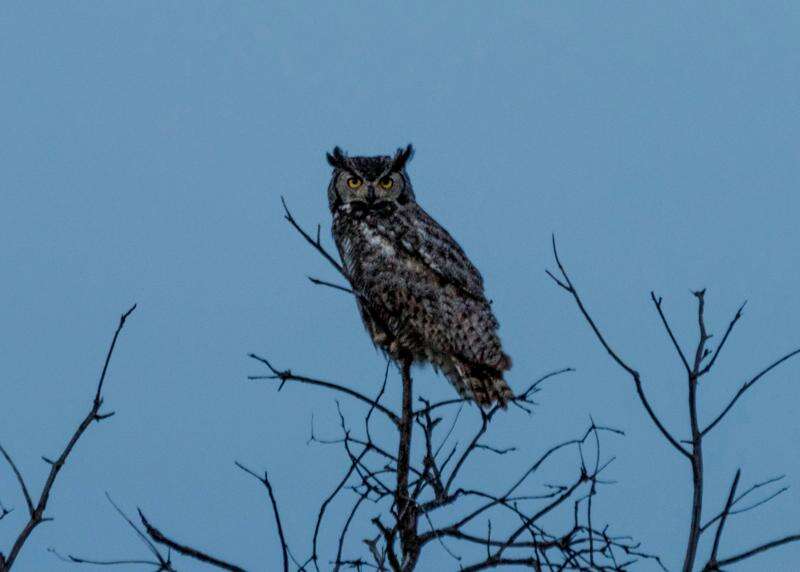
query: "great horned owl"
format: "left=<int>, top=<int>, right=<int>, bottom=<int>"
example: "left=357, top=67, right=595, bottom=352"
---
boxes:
left=327, top=145, right=513, bottom=408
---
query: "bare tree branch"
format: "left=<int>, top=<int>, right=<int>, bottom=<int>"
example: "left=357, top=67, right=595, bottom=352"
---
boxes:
left=706, top=468, right=741, bottom=569
left=682, top=289, right=709, bottom=572
left=650, top=292, right=691, bottom=374
left=49, top=548, right=170, bottom=570
left=281, top=197, right=347, bottom=279
left=710, top=534, right=800, bottom=570
left=701, top=474, right=789, bottom=533
left=236, top=463, right=290, bottom=572
left=0, top=447, right=34, bottom=517
left=138, top=510, right=245, bottom=572
left=0, top=304, right=136, bottom=572
left=546, top=236, right=690, bottom=459
left=50, top=493, right=174, bottom=571
left=333, top=491, right=369, bottom=572
left=549, top=236, right=800, bottom=572
left=310, top=443, right=369, bottom=571
left=395, top=357, right=419, bottom=570
left=698, top=301, right=746, bottom=376
left=308, top=276, right=354, bottom=295
left=248, top=353, right=400, bottom=426
left=0, top=502, right=11, bottom=523
left=702, top=346, right=800, bottom=436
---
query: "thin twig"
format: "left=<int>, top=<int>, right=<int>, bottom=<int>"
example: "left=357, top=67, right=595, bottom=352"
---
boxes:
left=308, top=276, right=354, bottom=295
left=281, top=197, right=347, bottom=278
left=707, top=469, right=741, bottom=568
left=138, top=510, right=246, bottom=572
left=49, top=548, right=169, bottom=569
left=650, top=292, right=691, bottom=374
left=702, top=347, right=800, bottom=436
left=333, top=491, right=368, bottom=571
left=698, top=301, right=746, bottom=376
left=712, top=534, right=800, bottom=569
left=700, top=474, right=788, bottom=533
left=248, top=353, right=400, bottom=426
left=50, top=492, right=174, bottom=571
left=236, top=463, right=290, bottom=572
left=310, top=446, right=369, bottom=571
left=0, top=447, right=34, bottom=517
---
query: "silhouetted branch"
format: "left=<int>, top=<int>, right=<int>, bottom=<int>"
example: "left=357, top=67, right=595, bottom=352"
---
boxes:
left=683, top=289, right=708, bottom=572
left=395, top=357, right=419, bottom=569
left=282, top=197, right=347, bottom=279
left=700, top=474, right=788, bottom=533
left=265, top=344, right=637, bottom=570
left=702, top=346, right=800, bottom=436
left=705, top=468, right=740, bottom=569
left=0, top=503, right=11, bottom=523
left=549, top=236, right=800, bottom=572
left=0, top=450, right=33, bottom=519
left=310, top=443, right=370, bottom=571
left=137, top=510, right=245, bottom=572
left=236, top=463, right=290, bottom=572
left=248, top=353, right=400, bottom=426
left=651, top=292, right=691, bottom=374
left=0, top=304, right=136, bottom=572
left=50, top=493, right=174, bottom=571
left=698, top=301, right=746, bottom=376
left=49, top=549, right=169, bottom=569
left=333, top=491, right=369, bottom=572
left=546, top=236, right=690, bottom=459
left=412, top=367, right=573, bottom=419
left=307, top=276, right=354, bottom=295
left=710, top=534, right=800, bottom=569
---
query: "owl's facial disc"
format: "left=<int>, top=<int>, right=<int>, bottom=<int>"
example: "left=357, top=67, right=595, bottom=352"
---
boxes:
left=327, top=146, right=414, bottom=213
left=336, top=169, right=404, bottom=208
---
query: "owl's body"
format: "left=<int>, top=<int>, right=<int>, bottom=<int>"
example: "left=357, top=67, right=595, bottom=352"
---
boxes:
left=327, top=146, right=512, bottom=408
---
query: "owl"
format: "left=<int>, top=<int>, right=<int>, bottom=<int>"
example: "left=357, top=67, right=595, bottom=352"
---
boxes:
left=326, top=144, right=513, bottom=408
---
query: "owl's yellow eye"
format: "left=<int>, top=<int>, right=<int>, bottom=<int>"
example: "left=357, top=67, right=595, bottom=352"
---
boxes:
left=346, top=177, right=362, bottom=189
left=379, top=177, right=393, bottom=190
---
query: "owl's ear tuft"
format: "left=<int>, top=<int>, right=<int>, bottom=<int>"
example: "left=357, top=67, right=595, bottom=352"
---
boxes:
left=326, top=146, right=348, bottom=169
left=390, top=144, right=414, bottom=172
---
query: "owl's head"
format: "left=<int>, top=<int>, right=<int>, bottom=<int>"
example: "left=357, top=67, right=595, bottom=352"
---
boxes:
left=326, top=144, right=415, bottom=213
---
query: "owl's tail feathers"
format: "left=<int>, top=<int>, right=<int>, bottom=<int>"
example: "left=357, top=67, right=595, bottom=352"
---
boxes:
left=449, top=357, right=514, bottom=409
left=470, top=373, right=513, bottom=409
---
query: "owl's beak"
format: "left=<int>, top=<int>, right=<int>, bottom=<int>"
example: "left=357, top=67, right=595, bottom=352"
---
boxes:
left=366, top=185, right=376, bottom=203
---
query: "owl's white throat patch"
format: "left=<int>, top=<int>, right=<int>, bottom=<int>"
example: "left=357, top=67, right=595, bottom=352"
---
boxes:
left=360, top=223, right=396, bottom=257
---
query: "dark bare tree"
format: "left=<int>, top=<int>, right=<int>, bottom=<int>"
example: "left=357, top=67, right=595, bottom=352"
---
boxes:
left=546, top=236, right=800, bottom=571
left=54, top=206, right=658, bottom=571
left=243, top=353, right=654, bottom=570
left=9, top=209, right=799, bottom=571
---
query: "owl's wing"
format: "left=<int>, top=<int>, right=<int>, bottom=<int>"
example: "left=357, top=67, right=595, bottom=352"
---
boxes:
left=396, top=205, right=486, bottom=300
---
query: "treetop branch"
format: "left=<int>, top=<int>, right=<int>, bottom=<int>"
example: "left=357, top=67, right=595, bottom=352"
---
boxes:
left=0, top=304, right=136, bottom=572
left=546, top=236, right=690, bottom=459
left=138, top=510, right=246, bottom=572
left=248, top=352, right=400, bottom=426
left=702, top=346, right=800, bottom=436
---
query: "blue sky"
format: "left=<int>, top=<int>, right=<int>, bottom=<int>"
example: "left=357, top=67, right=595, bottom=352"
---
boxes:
left=2, top=2, right=799, bottom=570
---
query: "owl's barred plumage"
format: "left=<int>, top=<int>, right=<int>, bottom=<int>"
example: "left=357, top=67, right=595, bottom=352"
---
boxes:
left=327, top=145, right=513, bottom=408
